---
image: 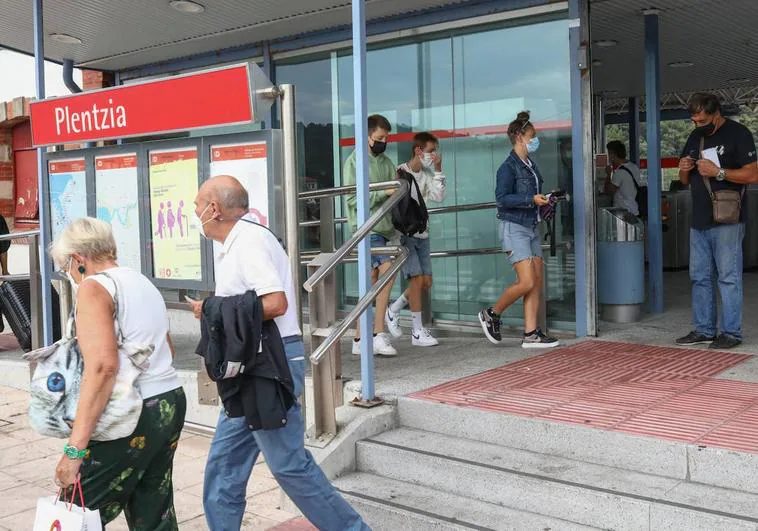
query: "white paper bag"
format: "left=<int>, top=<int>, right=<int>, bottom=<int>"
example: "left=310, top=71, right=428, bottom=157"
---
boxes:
left=32, top=495, right=102, bottom=531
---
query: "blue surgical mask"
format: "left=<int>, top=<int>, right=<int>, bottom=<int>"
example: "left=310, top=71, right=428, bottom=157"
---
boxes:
left=527, top=137, right=540, bottom=153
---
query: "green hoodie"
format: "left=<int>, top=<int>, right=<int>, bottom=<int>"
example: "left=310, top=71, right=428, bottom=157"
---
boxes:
left=342, top=150, right=397, bottom=239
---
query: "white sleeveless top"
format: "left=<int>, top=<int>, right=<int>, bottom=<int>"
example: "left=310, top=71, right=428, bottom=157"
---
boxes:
left=86, top=267, right=181, bottom=399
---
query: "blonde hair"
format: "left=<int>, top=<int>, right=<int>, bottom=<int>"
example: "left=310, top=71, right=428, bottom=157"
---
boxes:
left=49, top=217, right=118, bottom=268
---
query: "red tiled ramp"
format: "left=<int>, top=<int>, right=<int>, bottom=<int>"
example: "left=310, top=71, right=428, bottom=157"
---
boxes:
left=410, top=340, right=758, bottom=452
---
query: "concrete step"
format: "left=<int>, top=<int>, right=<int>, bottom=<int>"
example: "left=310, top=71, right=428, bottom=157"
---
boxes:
left=355, top=427, right=758, bottom=531
left=398, top=396, right=758, bottom=494
left=335, top=472, right=598, bottom=531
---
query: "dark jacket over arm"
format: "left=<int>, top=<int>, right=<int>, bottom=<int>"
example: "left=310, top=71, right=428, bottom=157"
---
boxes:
left=196, top=290, right=295, bottom=430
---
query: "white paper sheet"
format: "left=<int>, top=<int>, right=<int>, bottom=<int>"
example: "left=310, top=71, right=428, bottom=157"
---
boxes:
left=701, top=147, right=722, bottom=168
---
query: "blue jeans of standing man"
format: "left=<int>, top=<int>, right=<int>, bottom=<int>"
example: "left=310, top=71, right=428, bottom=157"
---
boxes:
left=203, top=338, right=369, bottom=531
left=690, top=224, right=745, bottom=339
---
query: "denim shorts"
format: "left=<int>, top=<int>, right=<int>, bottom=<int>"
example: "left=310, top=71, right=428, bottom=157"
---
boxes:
left=500, top=221, right=542, bottom=266
left=370, top=234, right=392, bottom=269
left=401, top=235, right=432, bottom=278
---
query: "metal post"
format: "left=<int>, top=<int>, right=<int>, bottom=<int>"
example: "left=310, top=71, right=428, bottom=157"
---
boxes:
left=569, top=0, right=597, bottom=337
left=279, top=84, right=302, bottom=329
left=262, top=43, right=274, bottom=129
left=29, top=234, right=43, bottom=350
left=538, top=260, right=548, bottom=335
left=644, top=10, right=663, bottom=314
left=628, top=97, right=641, bottom=164
left=33, top=0, right=54, bottom=346
left=352, top=0, right=375, bottom=400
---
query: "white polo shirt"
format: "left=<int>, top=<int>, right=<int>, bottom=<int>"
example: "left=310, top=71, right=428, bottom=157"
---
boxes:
left=214, top=216, right=301, bottom=338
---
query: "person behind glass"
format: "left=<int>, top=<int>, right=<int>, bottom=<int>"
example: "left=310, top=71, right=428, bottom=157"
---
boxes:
left=675, top=93, right=758, bottom=350
left=478, top=111, right=560, bottom=349
left=386, top=132, right=446, bottom=347
left=50, top=217, right=186, bottom=529
left=189, top=176, right=368, bottom=531
left=604, top=140, right=641, bottom=217
left=344, top=114, right=399, bottom=357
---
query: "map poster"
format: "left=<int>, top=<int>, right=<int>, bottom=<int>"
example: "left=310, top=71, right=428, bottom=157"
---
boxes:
left=209, top=142, right=269, bottom=225
left=148, top=147, right=201, bottom=281
left=48, top=158, right=88, bottom=242
left=95, top=154, right=141, bottom=272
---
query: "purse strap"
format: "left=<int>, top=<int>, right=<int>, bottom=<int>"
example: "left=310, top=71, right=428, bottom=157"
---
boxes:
left=70, top=272, right=125, bottom=346
left=699, top=136, right=745, bottom=199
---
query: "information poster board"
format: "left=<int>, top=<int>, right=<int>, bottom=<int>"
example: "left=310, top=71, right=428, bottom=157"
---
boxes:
left=48, top=158, right=88, bottom=241
left=95, top=153, right=141, bottom=272
left=209, top=142, right=269, bottom=225
left=148, top=147, right=201, bottom=281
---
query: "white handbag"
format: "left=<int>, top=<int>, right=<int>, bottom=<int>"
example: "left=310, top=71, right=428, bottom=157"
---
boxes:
left=32, top=481, right=102, bottom=531
left=24, top=272, right=153, bottom=441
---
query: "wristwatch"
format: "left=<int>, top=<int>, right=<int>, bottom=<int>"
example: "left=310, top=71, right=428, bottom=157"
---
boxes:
left=63, top=443, right=88, bottom=460
left=717, top=169, right=727, bottom=181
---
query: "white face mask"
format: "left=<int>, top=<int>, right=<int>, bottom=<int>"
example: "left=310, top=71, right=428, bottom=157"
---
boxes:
left=64, top=258, right=79, bottom=296
left=421, top=152, right=435, bottom=168
left=193, top=204, right=214, bottom=239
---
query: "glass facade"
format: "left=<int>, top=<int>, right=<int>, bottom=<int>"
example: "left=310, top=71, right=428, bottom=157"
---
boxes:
left=276, top=13, right=576, bottom=331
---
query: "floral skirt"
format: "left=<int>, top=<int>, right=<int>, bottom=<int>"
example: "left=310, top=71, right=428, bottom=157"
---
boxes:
left=65, top=387, right=187, bottom=530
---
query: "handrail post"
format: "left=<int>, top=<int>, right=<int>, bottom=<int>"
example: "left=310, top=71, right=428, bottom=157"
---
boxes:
left=305, top=255, right=342, bottom=445
left=29, top=234, right=43, bottom=352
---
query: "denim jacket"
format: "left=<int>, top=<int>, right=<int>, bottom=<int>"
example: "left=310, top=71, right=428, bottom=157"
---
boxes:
left=495, top=151, right=543, bottom=227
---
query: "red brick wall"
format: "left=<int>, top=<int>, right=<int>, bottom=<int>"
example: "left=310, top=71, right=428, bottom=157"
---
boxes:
left=82, top=70, right=115, bottom=91
left=0, top=127, right=16, bottom=228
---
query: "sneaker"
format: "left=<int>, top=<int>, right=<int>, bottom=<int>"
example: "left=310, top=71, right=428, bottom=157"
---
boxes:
left=412, top=328, right=439, bottom=347
left=675, top=331, right=715, bottom=346
left=522, top=329, right=560, bottom=349
left=385, top=307, right=403, bottom=339
left=373, top=333, right=398, bottom=357
left=351, top=339, right=361, bottom=356
left=478, top=309, right=502, bottom=345
left=709, top=334, right=742, bottom=350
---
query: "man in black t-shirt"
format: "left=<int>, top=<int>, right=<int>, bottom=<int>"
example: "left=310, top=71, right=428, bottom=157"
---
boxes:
left=675, top=93, right=758, bottom=349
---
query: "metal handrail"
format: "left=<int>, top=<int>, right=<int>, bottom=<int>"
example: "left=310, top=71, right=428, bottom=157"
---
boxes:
left=298, top=201, right=497, bottom=228
left=0, top=229, right=41, bottom=241
left=303, top=179, right=409, bottom=292
left=300, top=241, right=573, bottom=264
left=299, top=181, right=400, bottom=201
left=310, top=247, right=408, bottom=364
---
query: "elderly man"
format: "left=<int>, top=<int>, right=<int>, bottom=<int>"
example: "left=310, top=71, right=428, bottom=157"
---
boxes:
left=191, top=175, right=368, bottom=531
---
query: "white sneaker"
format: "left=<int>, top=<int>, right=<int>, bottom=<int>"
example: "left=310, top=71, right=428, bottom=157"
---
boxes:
left=351, top=339, right=361, bottom=356
left=385, top=307, right=403, bottom=338
left=373, top=333, right=398, bottom=357
left=412, top=328, right=439, bottom=347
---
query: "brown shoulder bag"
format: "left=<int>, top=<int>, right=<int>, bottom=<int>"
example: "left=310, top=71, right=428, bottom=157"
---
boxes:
left=699, top=137, right=743, bottom=224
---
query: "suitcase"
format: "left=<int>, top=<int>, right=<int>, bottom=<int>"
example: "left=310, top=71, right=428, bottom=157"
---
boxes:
left=0, top=279, right=61, bottom=352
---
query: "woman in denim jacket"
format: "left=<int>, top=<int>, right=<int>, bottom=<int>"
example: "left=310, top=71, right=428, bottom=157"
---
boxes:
left=478, top=111, right=560, bottom=349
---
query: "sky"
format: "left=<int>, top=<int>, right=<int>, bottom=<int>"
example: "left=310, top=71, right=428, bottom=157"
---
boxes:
left=0, top=49, right=82, bottom=102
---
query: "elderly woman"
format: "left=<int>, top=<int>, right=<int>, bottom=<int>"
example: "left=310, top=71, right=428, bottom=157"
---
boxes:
left=50, top=217, right=185, bottom=529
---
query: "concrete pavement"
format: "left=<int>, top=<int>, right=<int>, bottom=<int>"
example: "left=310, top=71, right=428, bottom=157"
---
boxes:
left=0, top=386, right=304, bottom=530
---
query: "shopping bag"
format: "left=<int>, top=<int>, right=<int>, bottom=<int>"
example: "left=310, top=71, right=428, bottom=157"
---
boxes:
left=32, top=480, right=102, bottom=531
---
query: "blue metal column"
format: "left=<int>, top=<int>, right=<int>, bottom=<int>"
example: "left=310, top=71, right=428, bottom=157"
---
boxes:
left=33, top=0, right=54, bottom=345
left=644, top=10, right=663, bottom=313
left=569, top=0, right=596, bottom=337
left=351, top=0, right=375, bottom=399
left=628, top=97, right=640, bottom=164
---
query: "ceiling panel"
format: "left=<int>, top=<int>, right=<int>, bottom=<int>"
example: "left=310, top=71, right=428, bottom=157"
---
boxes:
left=590, top=0, right=758, bottom=100
left=0, top=0, right=466, bottom=71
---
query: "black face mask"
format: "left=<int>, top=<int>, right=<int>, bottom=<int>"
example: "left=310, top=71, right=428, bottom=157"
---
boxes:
left=695, top=122, right=716, bottom=137
left=370, top=141, right=387, bottom=155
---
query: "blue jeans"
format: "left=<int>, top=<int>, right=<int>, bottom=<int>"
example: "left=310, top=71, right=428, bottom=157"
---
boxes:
left=203, top=339, right=368, bottom=531
left=690, top=224, right=745, bottom=339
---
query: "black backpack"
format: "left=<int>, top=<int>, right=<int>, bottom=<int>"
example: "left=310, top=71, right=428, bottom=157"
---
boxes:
left=619, top=165, right=648, bottom=218
left=391, top=168, right=429, bottom=237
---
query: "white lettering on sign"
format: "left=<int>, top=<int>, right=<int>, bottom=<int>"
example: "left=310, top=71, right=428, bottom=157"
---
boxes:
left=54, top=99, right=127, bottom=136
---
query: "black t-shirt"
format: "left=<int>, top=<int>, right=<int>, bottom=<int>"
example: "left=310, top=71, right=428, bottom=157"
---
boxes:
left=680, top=119, right=757, bottom=229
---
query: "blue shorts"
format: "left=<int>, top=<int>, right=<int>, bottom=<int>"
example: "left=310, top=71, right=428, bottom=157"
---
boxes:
left=500, top=221, right=542, bottom=266
left=401, top=235, right=432, bottom=278
left=370, top=234, right=393, bottom=269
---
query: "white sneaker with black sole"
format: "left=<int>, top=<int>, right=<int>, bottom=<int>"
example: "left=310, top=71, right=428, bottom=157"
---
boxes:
left=385, top=307, right=403, bottom=338
left=412, top=328, right=439, bottom=347
left=522, top=329, right=560, bottom=349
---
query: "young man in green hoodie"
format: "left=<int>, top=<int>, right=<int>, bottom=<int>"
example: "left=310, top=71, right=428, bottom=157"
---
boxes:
left=343, top=114, right=399, bottom=356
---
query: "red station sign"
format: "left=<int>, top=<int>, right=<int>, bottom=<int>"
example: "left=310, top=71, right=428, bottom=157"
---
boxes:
left=30, top=63, right=270, bottom=147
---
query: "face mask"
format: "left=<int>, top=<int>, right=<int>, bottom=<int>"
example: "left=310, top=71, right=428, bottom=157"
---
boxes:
left=370, top=140, right=387, bottom=155
left=526, top=137, right=541, bottom=153
left=63, top=258, right=79, bottom=295
left=695, top=122, right=716, bottom=136
left=421, top=152, right=435, bottom=168
left=193, top=204, right=214, bottom=238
